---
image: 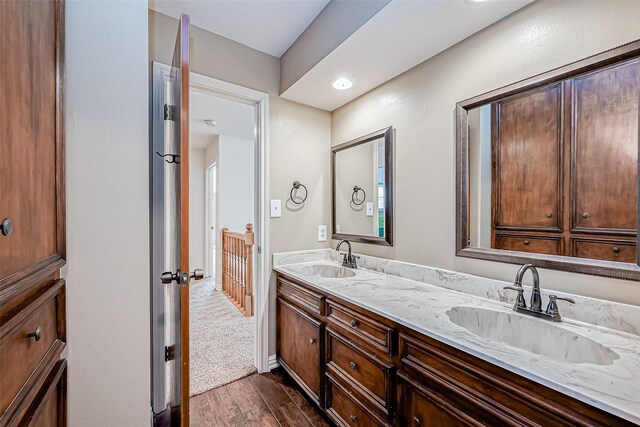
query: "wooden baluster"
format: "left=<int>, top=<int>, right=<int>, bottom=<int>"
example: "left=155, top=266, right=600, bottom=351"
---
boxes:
left=221, top=229, right=227, bottom=294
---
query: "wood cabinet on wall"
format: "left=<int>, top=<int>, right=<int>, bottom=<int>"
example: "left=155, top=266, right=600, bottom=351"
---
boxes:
left=491, top=57, right=639, bottom=263
left=276, top=272, right=634, bottom=427
left=0, top=1, right=67, bottom=426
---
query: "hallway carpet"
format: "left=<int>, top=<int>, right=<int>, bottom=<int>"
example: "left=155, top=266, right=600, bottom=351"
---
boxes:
left=190, top=277, right=256, bottom=396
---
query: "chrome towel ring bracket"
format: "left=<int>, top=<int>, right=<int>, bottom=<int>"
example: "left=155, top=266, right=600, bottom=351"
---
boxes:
left=290, top=181, right=308, bottom=204
left=352, top=186, right=366, bottom=206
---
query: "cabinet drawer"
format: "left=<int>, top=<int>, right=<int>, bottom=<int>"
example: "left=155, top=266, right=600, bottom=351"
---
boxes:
left=398, top=372, right=480, bottom=427
left=277, top=275, right=325, bottom=316
left=326, top=375, right=390, bottom=427
left=276, top=297, right=322, bottom=405
left=19, top=360, right=67, bottom=427
left=572, top=238, right=636, bottom=263
left=0, top=280, right=65, bottom=421
left=326, top=300, right=394, bottom=356
left=326, top=329, right=393, bottom=413
left=494, top=234, right=561, bottom=255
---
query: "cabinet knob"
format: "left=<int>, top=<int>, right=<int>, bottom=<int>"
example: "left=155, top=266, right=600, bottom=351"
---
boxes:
left=350, top=415, right=357, bottom=423
left=523, top=240, right=529, bottom=245
left=1, top=218, right=13, bottom=236
left=350, top=319, right=357, bottom=328
left=612, top=246, right=620, bottom=254
left=545, top=213, right=552, bottom=218
left=309, top=338, right=315, bottom=344
left=582, top=212, right=589, bottom=219
left=414, top=416, right=421, bottom=426
left=349, top=361, right=357, bottom=370
left=27, top=326, right=42, bottom=342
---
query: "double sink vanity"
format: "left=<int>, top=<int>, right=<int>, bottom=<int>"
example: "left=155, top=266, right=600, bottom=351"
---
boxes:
left=273, top=249, right=640, bottom=427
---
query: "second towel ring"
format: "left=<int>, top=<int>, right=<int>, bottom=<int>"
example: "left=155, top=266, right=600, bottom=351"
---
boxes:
left=290, top=181, right=308, bottom=204
left=352, top=186, right=366, bottom=205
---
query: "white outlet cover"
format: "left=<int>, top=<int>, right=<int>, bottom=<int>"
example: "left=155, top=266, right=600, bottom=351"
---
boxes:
left=336, top=224, right=341, bottom=233
left=366, top=202, right=374, bottom=216
left=318, top=225, right=327, bottom=242
left=270, top=199, right=282, bottom=218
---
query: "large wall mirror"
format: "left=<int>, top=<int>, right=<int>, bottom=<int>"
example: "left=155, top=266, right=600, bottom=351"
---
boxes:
left=332, top=127, right=394, bottom=246
left=456, top=41, right=640, bottom=280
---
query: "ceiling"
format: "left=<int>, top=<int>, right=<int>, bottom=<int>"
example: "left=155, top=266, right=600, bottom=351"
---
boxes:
left=190, top=90, right=255, bottom=149
left=149, top=0, right=330, bottom=57
left=281, top=0, right=534, bottom=111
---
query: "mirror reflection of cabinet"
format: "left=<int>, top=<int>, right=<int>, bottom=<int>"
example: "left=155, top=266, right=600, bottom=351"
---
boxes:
left=332, top=127, right=394, bottom=246
left=491, top=58, right=638, bottom=262
left=458, top=42, right=640, bottom=280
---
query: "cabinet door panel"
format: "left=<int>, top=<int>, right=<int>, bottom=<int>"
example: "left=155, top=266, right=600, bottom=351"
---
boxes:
left=276, top=297, right=322, bottom=403
left=572, top=59, right=639, bottom=233
left=494, top=84, right=562, bottom=230
left=494, top=234, right=561, bottom=255
left=572, top=237, right=636, bottom=263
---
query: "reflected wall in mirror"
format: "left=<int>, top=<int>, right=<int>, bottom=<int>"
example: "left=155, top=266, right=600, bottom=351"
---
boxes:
left=457, top=42, right=640, bottom=280
left=332, top=127, right=393, bottom=246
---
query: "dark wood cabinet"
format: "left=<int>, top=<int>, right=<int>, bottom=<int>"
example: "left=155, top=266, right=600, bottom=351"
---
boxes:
left=0, top=1, right=67, bottom=425
left=491, top=57, right=639, bottom=261
left=276, top=272, right=634, bottom=427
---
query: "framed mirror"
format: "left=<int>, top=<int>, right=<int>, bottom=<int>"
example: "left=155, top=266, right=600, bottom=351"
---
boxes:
left=332, top=127, right=394, bottom=246
left=456, top=41, right=640, bottom=280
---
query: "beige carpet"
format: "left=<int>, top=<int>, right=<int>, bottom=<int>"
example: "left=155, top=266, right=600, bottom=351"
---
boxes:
left=189, top=277, right=256, bottom=397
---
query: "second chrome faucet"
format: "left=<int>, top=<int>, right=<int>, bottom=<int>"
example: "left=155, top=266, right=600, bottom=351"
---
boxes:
left=503, top=264, right=575, bottom=322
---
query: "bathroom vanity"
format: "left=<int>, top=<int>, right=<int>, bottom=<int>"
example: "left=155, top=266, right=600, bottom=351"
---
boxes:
left=273, top=250, right=640, bottom=427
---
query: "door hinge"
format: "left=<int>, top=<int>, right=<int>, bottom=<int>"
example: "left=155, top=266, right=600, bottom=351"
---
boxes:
left=257, top=246, right=262, bottom=255
left=165, top=345, right=175, bottom=362
left=164, top=104, right=175, bottom=121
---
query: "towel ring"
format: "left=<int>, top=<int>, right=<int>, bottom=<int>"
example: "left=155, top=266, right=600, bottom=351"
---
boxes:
left=290, top=181, right=308, bottom=204
left=352, top=186, right=366, bottom=206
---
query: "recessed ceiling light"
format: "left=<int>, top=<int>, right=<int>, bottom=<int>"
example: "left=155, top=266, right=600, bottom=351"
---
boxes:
left=332, top=78, right=353, bottom=90
left=470, top=0, right=488, bottom=2
left=204, top=119, right=218, bottom=127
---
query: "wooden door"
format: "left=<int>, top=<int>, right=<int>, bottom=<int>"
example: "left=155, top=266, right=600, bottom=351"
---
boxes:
left=276, top=298, right=322, bottom=403
left=492, top=84, right=563, bottom=232
left=572, top=58, right=639, bottom=235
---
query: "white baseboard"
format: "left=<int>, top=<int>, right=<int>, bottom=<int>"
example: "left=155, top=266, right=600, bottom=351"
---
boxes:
left=268, top=354, right=280, bottom=371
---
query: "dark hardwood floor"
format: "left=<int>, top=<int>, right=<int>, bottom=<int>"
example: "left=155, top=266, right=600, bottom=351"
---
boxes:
left=191, top=369, right=332, bottom=427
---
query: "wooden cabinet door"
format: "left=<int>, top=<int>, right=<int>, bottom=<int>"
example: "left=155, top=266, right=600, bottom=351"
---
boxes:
left=276, top=297, right=322, bottom=404
left=0, top=0, right=65, bottom=298
left=493, top=84, right=562, bottom=231
left=572, top=58, right=639, bottom=234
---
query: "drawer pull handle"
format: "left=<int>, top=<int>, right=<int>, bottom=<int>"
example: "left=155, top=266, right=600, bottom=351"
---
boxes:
left=414, top=416, right=421, bottom=426
left=350, top=319, right=357, bottom=328
left=309, top=338, right=315, bottom=344
left=582, top=212, right=589, bottom=219
left=612, top=247, right=620, bottom=254
left=27, top=326, right=42, bottom=342
left=523, top=240, right=529, bottom=245
left=349, top=361, right=357, bottom=370
left=546, top=213, right=552, bottom=218
left=350, top=415, right=357, bottom=423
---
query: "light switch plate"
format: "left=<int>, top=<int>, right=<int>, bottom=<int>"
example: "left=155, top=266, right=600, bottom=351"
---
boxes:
left=366, top=202, right=374, bottom=216
left=336, top=224, right=341, bottom=233
left=270, top=199, right=282, bottom=218
left=318, top=225, right=327, bottom=242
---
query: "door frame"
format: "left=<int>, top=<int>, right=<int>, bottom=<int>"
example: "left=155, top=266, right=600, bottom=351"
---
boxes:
left=205, top=162, right=217, bottom=279
left=151, top=62, right=271, bottom=416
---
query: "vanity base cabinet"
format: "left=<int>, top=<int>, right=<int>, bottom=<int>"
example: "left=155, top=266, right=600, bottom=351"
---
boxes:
left=276, top=297, right=323, bottom=406
left=276, top=273, right=634, bottom=427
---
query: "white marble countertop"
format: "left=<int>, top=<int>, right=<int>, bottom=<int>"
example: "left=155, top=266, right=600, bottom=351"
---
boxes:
left=273, top=252, right=640, bottom=424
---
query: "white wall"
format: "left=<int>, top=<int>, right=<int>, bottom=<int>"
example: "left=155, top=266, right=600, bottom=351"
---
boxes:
left=331, top=0, right=640, bottom=306
left=64, top=2, right=149, bottom=426
left=189, top=148, right=206, bottom=272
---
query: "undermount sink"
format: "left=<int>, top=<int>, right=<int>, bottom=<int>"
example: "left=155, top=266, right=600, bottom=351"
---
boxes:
left=301, top=265, right=356, bottom=279
left=446, top=306, right=618, bottom=365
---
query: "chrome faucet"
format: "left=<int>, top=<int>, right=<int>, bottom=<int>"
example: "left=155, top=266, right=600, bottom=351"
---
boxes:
left=503, top=264, right=575, bottom=322
left=336, top=240, right=358, bottom=269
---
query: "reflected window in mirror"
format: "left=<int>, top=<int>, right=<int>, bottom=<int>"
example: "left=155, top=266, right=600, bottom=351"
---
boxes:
left=332, top=127, right=393, bottom=246
left=457, top=42, right=640, bottom=280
